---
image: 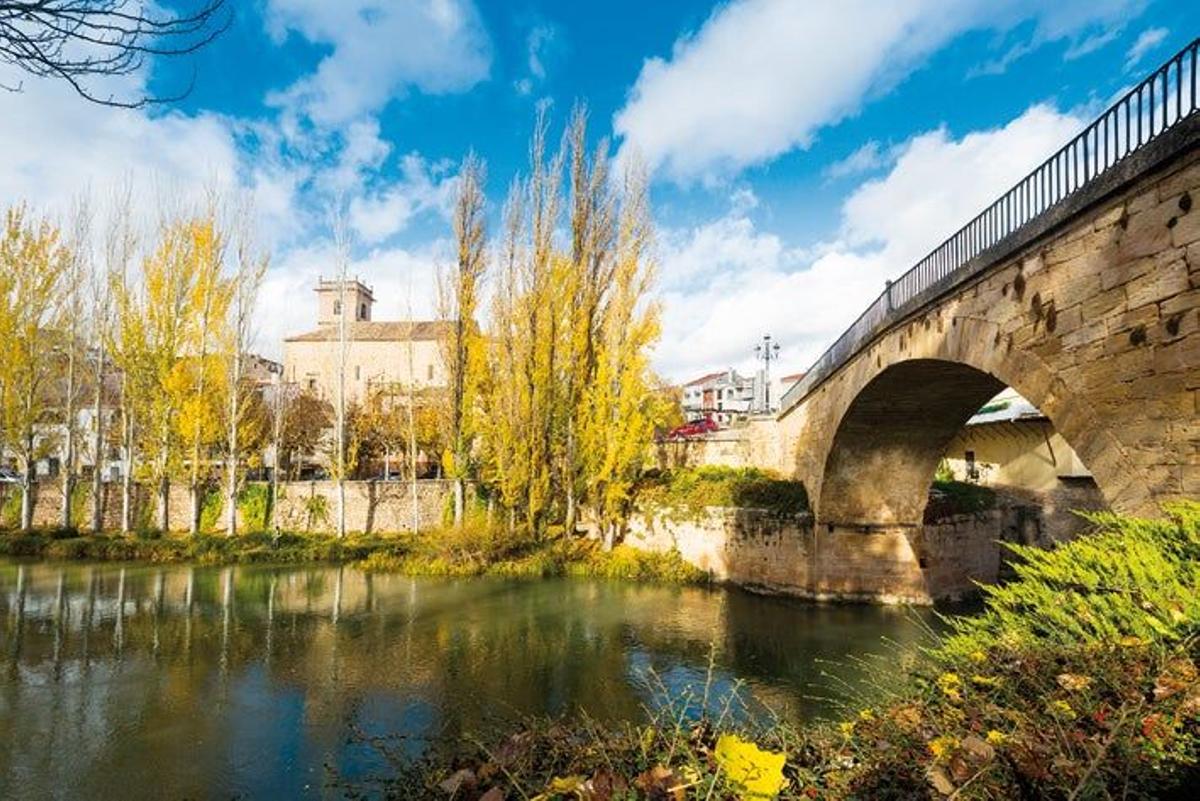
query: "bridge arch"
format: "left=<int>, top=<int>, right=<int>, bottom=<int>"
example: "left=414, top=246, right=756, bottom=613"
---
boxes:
left=808, top=316, right=1150, bottom=529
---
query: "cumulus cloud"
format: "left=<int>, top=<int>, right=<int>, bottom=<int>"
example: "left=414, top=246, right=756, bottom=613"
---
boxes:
left=823, top=141, right=888, bottom=181
left=348, top=153, right=459, bottom=244
left=614, top=0, right=1141, bottom=183
left=265, top=0, right=491, bottom=126
left=655, top=104, right=1086, bottom=381
left=257, top=239, right=449, bottom=357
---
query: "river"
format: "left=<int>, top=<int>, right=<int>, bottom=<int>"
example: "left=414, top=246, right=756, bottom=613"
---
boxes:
left=0, top=559, right=952, bottom=798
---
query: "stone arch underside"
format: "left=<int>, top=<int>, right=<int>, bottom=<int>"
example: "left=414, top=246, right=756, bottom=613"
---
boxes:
left=815, top=359, right=1006, bottom=527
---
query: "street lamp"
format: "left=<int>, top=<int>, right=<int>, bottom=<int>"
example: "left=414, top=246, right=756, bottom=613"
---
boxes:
left=754, top=334, right=780, bottom=412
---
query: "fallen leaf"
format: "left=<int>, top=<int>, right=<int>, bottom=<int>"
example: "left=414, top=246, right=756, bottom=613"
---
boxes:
left=927, top=767, right=955, bottom=796
left=1056, top=673, right=1093, bottom=692
left=960, top=734, right=995, bottom=763
left=439, top=768, right=476, bottom=795
left=714, top=734, right=787, bottom=800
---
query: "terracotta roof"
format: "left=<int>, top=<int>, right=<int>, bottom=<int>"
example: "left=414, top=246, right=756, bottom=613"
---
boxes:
left=684, top=370, right=727, bottom=387
left=285, top=320, right=451, bottom=343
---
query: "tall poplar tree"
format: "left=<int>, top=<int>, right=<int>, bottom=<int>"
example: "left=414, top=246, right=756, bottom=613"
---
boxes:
left=438, top=152, right=488, bottom=527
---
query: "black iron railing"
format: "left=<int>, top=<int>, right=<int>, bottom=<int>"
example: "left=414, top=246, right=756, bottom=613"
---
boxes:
left=781, top=36, right=1200, bottom=411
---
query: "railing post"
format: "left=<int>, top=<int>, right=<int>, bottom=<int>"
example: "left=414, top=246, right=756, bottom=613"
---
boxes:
left=884, top=280, right=893, bottom=313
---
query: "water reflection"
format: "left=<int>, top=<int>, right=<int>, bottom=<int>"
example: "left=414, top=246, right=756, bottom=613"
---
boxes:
left=0, top=560, right=942, bottom=799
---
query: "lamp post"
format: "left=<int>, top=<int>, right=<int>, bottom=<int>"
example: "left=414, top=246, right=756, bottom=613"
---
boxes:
left=755, top=334, right=780, bottom=412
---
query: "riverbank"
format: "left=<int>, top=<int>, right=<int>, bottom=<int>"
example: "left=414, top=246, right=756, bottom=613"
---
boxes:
left=0, top=525, right=709, bottom=584
left=344, top=503, right=1200, bottom=799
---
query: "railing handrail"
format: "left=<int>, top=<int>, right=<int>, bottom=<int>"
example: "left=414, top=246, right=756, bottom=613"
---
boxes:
left=780, top=36, right=1200, bottom=413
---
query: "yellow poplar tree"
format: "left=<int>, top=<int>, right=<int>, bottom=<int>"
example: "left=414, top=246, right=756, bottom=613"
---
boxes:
left=438, top=151, right=488, bottom=527
left=578, top=165, right=661, bottom=548
left=0, top=205, right=67, bottom=532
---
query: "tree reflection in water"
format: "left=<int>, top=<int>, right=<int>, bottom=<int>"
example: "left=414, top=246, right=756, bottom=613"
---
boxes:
left=0, top=560, right=944, bottom=798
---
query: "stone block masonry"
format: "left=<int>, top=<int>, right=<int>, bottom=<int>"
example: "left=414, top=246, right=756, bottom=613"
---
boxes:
left=0, top=479, right=455, bottom=535
left=626, top=503, right=1057, bottom=604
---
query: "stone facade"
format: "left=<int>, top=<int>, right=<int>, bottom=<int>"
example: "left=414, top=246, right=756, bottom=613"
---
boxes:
left=1, top=479, right=455, bottom=535
left=626, top=502, right=1051, bottom=604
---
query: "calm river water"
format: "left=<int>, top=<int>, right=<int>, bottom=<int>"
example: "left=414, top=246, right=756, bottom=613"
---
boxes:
left=0, top=559, right=949, bottom=799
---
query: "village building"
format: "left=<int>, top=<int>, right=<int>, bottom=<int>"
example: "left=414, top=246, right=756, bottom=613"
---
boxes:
left=680, top=369, right=756, bottom=426
left=282, top=279, right=449, bottom=404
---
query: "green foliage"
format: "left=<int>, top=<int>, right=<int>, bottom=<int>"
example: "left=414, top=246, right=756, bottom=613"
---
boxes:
left=925, top=479, right=996, bottom=521
left=237, top=483, right=271, bottom=531
left=303, top=494, right=329, bottom=532
left=933, top=458, right=954, bottom=483
left=198, top=485, right=223, bottom=533
left=942, top=501, right=1200, bottom=654
left=0, top=487, right=19, bottom=528
left=69, top=480, right=91, bottom=527
left=635, top=466, right=809, bottom=521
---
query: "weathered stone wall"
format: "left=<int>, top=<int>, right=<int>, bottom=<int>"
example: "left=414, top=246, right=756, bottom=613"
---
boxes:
left=650, top=418, right=786, bottom=472
left=772, top=133, right=1200, bottom=526
left=626, top=504, right=1038, bottom=604
left=0, top=479, right=454, bottom=534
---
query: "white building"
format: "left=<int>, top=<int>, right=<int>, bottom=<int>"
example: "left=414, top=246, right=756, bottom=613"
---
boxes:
left=680, top=369, right=756, bottom=426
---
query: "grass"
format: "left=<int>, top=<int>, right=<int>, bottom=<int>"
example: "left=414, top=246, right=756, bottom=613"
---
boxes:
left=339, top=502, right=1200, bottom=799
left=635, top=466, right=809, bottom=521
left=924, top=479, right=997, bottom=522
left=0, top=519, right=710, bottom=585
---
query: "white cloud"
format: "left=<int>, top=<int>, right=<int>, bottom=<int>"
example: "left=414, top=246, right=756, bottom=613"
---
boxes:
left=655, top=104, right=1086, bottom=381
left=1125, top=27, right=1168, bottom=71
left=265, top=0, right=492, bottom=126
left=614, top=0, right=1142, bottom=183
left=257, top=239, right=448, bottom=358
left=823, top=141, right=887, bottom=181
left=514, top=23, right=557, bottom=96
left=347, top=152, right=458, bottom=244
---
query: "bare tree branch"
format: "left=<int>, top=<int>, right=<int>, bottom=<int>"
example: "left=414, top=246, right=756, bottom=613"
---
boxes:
left=0, top=1, right=231, bottom=108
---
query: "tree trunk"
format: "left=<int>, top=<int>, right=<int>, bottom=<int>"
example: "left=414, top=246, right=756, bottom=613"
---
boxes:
left=60, top=336, right=77, bottom=531
left=225, top=348, right=241, bottom=537
left=158, top=475, right=170, bottom=533
left=90, top=348, right=105, bottom=532
left=121, top=406, right=134, bottom=535
left=453, top=478, right=464, bottom=527
left=20, top=471, right=33, bottom=533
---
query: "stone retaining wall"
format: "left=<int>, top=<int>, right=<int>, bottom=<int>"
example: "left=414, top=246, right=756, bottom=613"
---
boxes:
left=626, top=503, right=1049, bottom=603
left=0, top=479, right=455, bottom=534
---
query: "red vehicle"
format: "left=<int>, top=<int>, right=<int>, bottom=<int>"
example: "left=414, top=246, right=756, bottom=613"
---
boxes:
left=665, top=415, right=720, bottom=440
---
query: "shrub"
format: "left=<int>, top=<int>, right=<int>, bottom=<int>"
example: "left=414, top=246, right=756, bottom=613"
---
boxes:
left=635, top=466, right=809, bottom=521
left=237, top=483, right=271, bottom=531
left=924, top=479, right=996, bottom=522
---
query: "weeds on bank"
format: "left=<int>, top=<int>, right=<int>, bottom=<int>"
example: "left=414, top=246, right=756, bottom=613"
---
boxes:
left=0, top=517, right=709, bottom=585
left=347, top=502, right=1200, bottom=800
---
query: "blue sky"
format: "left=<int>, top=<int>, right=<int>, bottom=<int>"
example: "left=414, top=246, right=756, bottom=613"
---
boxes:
left=0, top=0, right=1195, bottom=380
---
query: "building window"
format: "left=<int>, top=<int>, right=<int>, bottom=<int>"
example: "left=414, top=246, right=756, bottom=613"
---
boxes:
left=333, top=300, right=341, bottom=315
left=355, top=365, right=360, bottom=380
left=426, top=364, right=434, bottom=381
left=358, top=303, right=367, bottom=320
left=965, top=450, right=979, bottom=482
left=307, top=378, right=317, bottom=391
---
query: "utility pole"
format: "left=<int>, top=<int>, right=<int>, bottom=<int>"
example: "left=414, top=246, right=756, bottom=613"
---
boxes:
left=754, top=334, right=780, bottom=413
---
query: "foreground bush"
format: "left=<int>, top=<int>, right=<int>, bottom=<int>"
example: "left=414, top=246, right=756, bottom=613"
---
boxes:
left=353, top=503, right=1200, bottom=799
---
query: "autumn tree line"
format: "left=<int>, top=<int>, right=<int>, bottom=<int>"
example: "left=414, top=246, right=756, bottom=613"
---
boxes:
left=0, top=107, right=669, bottom=542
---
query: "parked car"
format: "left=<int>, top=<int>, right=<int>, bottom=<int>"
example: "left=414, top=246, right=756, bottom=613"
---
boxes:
left=0, top=467, right=22, bottom=483
left=664, top=416, right=720, bottom=440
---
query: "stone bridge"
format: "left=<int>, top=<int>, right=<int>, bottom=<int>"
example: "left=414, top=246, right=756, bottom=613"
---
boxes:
left=746, top=42, right=1200, bottom=600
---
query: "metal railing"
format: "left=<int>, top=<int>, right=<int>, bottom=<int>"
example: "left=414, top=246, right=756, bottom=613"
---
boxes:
left=781, top=36, right=1200, bottom=411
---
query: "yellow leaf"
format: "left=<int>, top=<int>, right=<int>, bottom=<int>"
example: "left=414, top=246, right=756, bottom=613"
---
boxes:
left=714, top=734, right=786, bottom=800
